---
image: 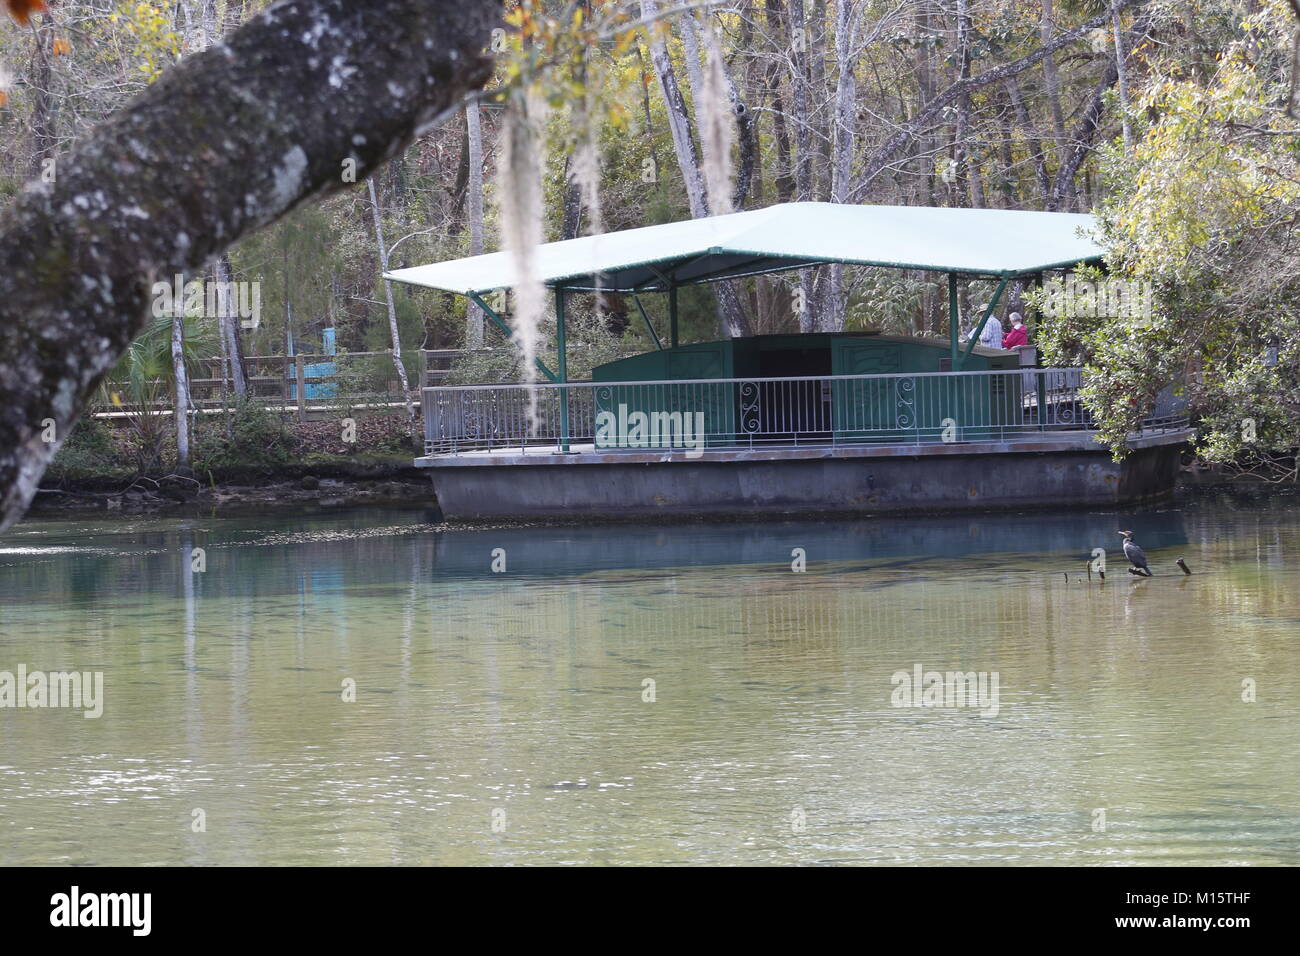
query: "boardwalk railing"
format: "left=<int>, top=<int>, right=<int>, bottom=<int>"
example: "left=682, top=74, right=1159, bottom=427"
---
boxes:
left=93, top=349, right=519, bottom=421
left=421, top=368, right=1189, bottom=456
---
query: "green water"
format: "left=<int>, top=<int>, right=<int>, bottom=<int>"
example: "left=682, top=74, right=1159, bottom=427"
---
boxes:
left=0, top=498, right=1297, bottom=866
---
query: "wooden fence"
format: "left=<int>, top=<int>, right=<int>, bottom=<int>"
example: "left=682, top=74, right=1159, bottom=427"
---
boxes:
left=94, top=349, right=513, bottom=422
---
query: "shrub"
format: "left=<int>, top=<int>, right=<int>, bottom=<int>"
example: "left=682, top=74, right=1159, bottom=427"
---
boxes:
left=194, top=399, right=295, bottom=475
left=48, top=416, right=128, bottom=479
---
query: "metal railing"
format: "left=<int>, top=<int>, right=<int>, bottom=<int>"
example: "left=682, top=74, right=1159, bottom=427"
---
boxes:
left=421, top=368, right=1189, bottom=456
left=93, top=349, right=451, bottom=421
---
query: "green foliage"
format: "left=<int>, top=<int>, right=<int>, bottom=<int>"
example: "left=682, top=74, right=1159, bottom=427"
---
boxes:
left=48, top=417, right=129, bottom=480
left=193, top=399, right=293, bottom=475
left=329, top=349, right=408, bottom=414
left=234, top=204, right=341, bottom=354
left=844, top=269, right=930, bottom=335
left=101, top=315, right=218, bottom=471
left=1036, top=0, right=1300, bottom=466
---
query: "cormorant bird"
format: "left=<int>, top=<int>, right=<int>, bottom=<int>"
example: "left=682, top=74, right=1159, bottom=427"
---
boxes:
left=1118, top=531, right=1152, bottom=576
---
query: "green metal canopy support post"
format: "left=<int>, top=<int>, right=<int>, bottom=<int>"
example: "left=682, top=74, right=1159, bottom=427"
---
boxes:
left=668, top=284, right=679, bottom=349
left=467, top=291, right=560, bottom=384
left=631, top=294, right=664, bottom=350
left=555, top=286, right=570, bottom=453
left=948, top=273, right=959, bottom=366
left=959, top=276, right=1009, bottom=368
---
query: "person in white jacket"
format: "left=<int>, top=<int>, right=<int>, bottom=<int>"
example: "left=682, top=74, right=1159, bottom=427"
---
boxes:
left=965, top=305, right=1004, bottom=349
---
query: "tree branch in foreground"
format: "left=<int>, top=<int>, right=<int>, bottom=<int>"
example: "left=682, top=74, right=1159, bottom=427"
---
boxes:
left=0, top=0, right=500, bottom=531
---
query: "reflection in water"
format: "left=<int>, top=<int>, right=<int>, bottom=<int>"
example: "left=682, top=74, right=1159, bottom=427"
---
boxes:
left=0, top=499, right=1297, bottom=865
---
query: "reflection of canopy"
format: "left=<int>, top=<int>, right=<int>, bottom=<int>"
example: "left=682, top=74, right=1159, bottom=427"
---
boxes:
left=384, top=201, right=1104, bottom=295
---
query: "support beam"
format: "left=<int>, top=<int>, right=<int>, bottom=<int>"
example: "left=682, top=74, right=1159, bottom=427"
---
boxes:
left=669, top=284, right=679, bottom=349
left=555, top=287, right=570, bottom=453
left=554, top=288, right=568, bottom=384
left=639, top=262, right=677, bottom=292
left=468, top=291, right=559, bottom=383
left=948, top=273, right=959, bottom=366
left=631, top=294, right=665, bottom=350
left=960, top=276, right=1009, bottom=367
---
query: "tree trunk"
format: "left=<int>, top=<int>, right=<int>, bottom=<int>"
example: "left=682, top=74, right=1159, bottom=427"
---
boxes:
left=1040, top=0, right=1070, bottom=206
left=561, top=154, right=583, bottom=239
left=465, top=98, right=486, bottom=348
left=216, top=254, right=248, bottom=398
left=912, top=2, right=939, bottom=205
left=705, top=23, right=757, bottom=211
left=1112, top=2, right=1133, bottom=149
left=790, top=0, right=814, bottom=206
left=763, top=0, right=797, bottom=203
left=640, top=0, right=752, bottom=338
left=1045, top=9, right=1157, bottom=210
left=635, top=43, right=662, bottom=192
left=808, top=0, right=832, bottom=202
left=825, top=0, right=861, bottom=332
left=829, top=0, right=858, bottom=207
left=953, top=0, right=986, bottom=209
left=369, top=178, right=416, bottom=422
left=1005, top=76, right=1052, bottom=204
left=223, top=0, right=247, bottom=35
left=27, top=10, right=56, bottom=180
left=0, top=0, right=499, bottom=532
left=641, top=0, right=708, bottom=218
left=1047, top=59, right=1121, bottom=211
left=172, top=311, right=191, bottom=472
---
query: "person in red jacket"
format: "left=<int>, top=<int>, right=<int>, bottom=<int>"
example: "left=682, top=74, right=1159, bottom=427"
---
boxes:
left=1002, top=312, right=1029, bottom=349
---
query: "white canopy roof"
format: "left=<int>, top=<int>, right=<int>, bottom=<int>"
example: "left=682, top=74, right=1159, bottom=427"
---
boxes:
left=384, top=202, right=1104, bottom=295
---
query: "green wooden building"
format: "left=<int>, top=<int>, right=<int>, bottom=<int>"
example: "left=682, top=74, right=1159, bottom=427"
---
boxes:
left=591, top=332, right=1022, bottom=445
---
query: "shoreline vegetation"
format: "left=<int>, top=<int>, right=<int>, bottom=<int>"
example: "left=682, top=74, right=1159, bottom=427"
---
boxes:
left=32, top=401, right=436, bottom=518
left=32, top=461, right=436, bottom=518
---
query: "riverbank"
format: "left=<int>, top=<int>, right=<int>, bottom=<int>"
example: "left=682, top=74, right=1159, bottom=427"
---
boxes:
left=30, top=404, right=438, bottom=517
left=25, top=460, right=1297, bottom=523
left=30, top=454, right=438, bottom=518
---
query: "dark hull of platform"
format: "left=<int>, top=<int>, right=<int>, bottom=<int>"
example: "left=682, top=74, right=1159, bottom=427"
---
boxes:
left=419, top=432, right=1189, bottom=522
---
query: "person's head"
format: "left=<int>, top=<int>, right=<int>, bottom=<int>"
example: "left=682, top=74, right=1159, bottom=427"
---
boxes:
left=1010, top=312, right=1023, bottom=328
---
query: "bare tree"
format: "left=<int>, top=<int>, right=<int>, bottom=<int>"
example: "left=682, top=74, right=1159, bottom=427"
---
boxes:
left=369, top=177, right=417, bottom=423
left=825, top=0, right=863, bottom=331
left=216, top=254, right=248, bottom=398
left=171, top=305, right=191, bottom=471
left=465, top=98, right=486, bottom=348
left=641, top=0, right=708, bottom=217
left=1039, top=0, right=1069, bottom=201
left=850, top=0, right=1146, bottom=202
left=639, top=0, right=752, bottom=337
left=1111, top=0, right=1133, bottom=149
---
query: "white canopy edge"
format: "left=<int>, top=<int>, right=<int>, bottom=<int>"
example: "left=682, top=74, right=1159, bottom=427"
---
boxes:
left=384, top=201, right=1104, bottom=296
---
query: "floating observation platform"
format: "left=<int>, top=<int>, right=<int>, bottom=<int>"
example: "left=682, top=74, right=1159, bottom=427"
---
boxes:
left=388, top=203, right=1192, bottom=521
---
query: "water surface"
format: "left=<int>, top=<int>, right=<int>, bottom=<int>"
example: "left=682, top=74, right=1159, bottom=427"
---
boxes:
left=1, top=498, right=1297, bottom=865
